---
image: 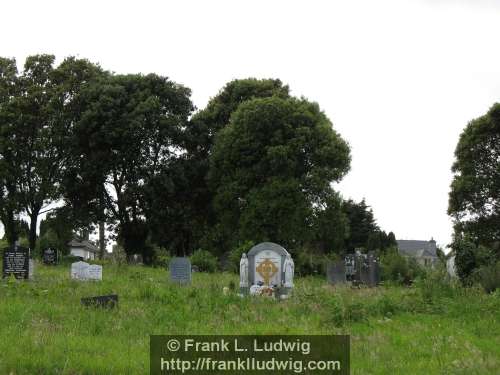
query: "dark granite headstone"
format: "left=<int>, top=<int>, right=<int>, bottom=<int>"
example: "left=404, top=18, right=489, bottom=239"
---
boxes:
left=169, top=257, right=192, bottom=284
left=81, top=294, right=118, bottom=308
left=3, top=246, right=30, bottom=279
left=42, top=248, right=58, bottom=265
left=327, top=260, right=346, bottom=285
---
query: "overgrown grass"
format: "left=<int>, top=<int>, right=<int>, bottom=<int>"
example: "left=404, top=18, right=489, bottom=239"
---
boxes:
left=0, top=262, right=499, bottom=374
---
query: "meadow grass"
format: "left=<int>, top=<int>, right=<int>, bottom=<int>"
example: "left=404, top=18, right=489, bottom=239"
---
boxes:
left=0, top=262, right=498, bottom=374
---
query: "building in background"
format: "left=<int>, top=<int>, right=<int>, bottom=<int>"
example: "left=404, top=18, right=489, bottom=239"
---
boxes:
left=396, top=238, right=438, bottom=267
left=68, top=234, right=99, bottom=260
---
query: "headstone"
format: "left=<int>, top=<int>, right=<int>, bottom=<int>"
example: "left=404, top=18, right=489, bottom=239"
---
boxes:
left=345, top=254, right=356, bottom=281
left=2, top=246, right=30, bottom=280
left=81, top=294, right=118, bottom=309
left=87, top=265, right=103, bottom=281
left=71, top=261, right=90, bottom=280
left=243, top=242, right=294, bottom=298
left=367, top=252, right=380, bottom=287
left=29, top=259, right=35, bottom=280
left=169, top=257, right=191, bottom=284
left=327, top=260, right=346, bottom=285
left=359, top=255, right=371, bottom=285
left=42, top=248, right=58, bottom=265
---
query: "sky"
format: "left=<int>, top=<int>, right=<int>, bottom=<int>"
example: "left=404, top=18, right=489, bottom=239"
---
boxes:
left=1, top=0, right=500, bottom=249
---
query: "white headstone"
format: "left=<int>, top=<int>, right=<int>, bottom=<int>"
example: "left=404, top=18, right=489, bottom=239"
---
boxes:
left=71, top=261, right=90, bottom=280
left=254, top=249, right=282, bottom=286
left=87, top=265, right=103, bottom=281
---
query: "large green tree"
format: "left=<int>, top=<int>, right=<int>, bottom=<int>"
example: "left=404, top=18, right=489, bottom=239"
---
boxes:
left=67, top=73, right=193, bottom=262
left=0, top=55, right=101, bottom=250
left=208, top=96, right=351, bottom=252
left=150, top=78, right=291, bottom=255
left=449, top=103, right=500, bottom=278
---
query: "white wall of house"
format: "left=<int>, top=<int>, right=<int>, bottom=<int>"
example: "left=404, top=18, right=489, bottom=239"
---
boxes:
left=70, top=248, right=95, bottom=260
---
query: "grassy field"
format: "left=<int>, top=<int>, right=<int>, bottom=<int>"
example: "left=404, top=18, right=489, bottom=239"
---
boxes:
left=0, top=262, right=499, bottom=374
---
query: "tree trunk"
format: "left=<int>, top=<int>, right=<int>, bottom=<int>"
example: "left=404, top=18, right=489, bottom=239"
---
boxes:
left=99, top=220, right=105, bottom=259
left=28, top=209, right=39, bottom=252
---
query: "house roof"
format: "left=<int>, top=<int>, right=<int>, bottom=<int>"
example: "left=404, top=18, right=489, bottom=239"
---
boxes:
left=397, top=240, right=437, bottom=258
left=68, top=239, right=99, bottom=253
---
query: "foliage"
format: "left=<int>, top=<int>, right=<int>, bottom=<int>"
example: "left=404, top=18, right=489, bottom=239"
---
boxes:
left=65, top=73, right=194, bottom=262
left=209, top=96, right=350, bottom=251
left=448, top=103, right=500, bottom=271
left=0, top=55, right=103, bottom=250
left=190, top=249, right=218, bottom=273
left=472, top=261, right=500, bottom=293
left=450, top=235, right=495, bottom=283
left=380, top=248, right=426, bottom=285
left=295, top=250, right=338, bottom=276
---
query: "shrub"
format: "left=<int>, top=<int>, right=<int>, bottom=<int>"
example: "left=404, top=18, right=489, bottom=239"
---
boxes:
left=450, top=237, right=494, bottom=284
left=151, top=246, right=171, bottom=268
left=295, top=251, right=338, bottom=277
left=228, top=240, right=255, bottom=273
left=381, top=249, right=425, bottom=285
left=190, top=249, right=218, bottom=273
left=473, top=261, right=500, bottom=293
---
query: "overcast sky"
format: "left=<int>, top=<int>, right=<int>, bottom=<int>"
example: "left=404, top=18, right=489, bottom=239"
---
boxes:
left=1, top=0, right=500, bottom=248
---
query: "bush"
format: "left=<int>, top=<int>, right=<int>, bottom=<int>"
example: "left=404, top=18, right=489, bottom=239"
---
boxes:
left=190, top=249, right=218, bottom=273
left=473, top=262, right=500, bottom=293
left=151, top=246, right=171, bottom=268
left=228, top=240, right=255, bottom=273
left=60, top=255, right=84, bottom=265
left=451, top=237, right=494, bottom=284
left=381, top=249, right=425, bottom=285
left=295, top=251, right=339, bottom=277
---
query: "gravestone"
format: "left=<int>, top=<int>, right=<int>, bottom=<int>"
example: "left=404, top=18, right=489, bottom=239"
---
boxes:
left=87, top=265, right=103, bottom=281
left=359, top=256, right=371, bottom=285
left=327, top=260, right=346, bottom=285
left=29, top=259, right=35, bottom=280
left=241, top=242, right=294, bottom=299
left=2, top=246, right=30, bottom=280
left=169, top=257, right=191, bottom=284
left=367, top=252, right=380, bottom=287
left=81, top=294, right=118, bottom=309
left=42, top=248, right=58, bottom=265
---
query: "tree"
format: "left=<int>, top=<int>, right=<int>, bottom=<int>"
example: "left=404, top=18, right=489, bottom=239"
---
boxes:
left=342, top=199, right=378, bottom=251
left=67, top=73, right=193, bottom=262
left=0, top=57, right=21, bottom=246
left=209, top=96, right=351, bottom=251
left=449, top=103, right=500, bottom=275
left=0, top=55, right=102, bottom=250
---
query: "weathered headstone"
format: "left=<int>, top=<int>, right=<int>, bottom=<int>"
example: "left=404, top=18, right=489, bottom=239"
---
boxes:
left=2, top=246, right=30, bottom=280
left=169, top=257, right=191, bottom=284
left=241, top=242, right=294, bottom=298
left=81, top=294, right=118, bottom=309
left=327, top=260, right=346, bottom=285
left=87, top=264, right=103, bottom=281
left=42, top=248, right=58, bottom=265
left=71, top=261, right=90, bottom=280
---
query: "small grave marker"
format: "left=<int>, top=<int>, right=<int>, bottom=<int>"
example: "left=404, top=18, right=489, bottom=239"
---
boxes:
left=169, top=257, right=192, bottom=284
left=81, top=294, right=118, bottom=309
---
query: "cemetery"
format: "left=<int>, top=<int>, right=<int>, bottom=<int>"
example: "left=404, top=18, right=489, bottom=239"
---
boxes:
left=1, top=3, right=500, bottom=373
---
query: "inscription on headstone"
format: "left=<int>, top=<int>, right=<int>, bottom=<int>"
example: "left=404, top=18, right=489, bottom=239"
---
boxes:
left=87, top=265, right=103, bottom=281
left=169, top=257, right=191, bottom=284
left=2, top=246, right=30, bottom=279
